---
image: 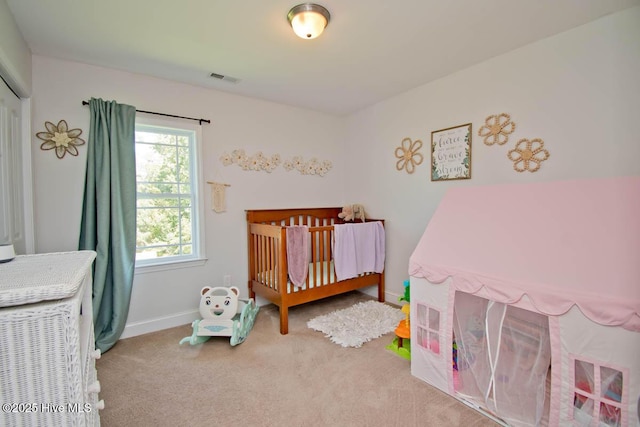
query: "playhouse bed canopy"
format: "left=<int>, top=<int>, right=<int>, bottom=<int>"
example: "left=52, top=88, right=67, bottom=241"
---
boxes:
left=409, top=176, right=640, bottom=427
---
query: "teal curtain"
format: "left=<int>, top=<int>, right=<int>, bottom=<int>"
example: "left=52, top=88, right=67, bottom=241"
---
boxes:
left=78, top=98, right=137, bottom=353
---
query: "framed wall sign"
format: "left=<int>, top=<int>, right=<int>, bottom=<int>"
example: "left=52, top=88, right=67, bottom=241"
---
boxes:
left=431, top=123, right=472, bottom=181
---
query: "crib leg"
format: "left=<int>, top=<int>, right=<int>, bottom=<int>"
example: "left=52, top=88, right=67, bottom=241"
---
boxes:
left=378, top=274, right=385, bottom=302
left=279, top=305, right=289, bottom=335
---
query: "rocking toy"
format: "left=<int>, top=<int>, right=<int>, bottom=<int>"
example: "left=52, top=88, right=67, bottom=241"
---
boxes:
left=179, top=285, right=259, bottom=347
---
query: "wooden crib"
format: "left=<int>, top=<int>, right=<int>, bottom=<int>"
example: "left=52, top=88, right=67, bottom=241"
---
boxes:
left=246, top=207, right=385, bottom=334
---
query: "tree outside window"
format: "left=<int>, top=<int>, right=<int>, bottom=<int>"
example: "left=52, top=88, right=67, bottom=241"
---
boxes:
left=135, top=123, right=200, bottom=265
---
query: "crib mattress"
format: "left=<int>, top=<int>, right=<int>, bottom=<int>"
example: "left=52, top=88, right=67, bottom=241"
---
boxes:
left=257, top=261, right=336, bottom=292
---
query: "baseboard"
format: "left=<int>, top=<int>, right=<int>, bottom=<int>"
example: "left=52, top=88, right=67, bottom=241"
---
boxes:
left=357, top=287, right=402, bottom=306
left=120, top=309, right=200, bottom=339
left=384, top=290, right=402, bottom=306
left=121, top=288, right=402, bottom=339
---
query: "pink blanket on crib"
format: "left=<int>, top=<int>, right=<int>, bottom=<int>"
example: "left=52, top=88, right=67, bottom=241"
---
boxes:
left=333, top=221, right=385, bottom=281
left=286, top=226, right=309, bottom=287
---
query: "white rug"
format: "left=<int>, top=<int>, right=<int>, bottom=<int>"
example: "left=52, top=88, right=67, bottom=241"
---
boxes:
left=307, top=300, right=405, bottom=348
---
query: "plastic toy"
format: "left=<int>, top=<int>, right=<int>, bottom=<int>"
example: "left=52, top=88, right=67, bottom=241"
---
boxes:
left=179, top=285, right=259, bottom=346
left=386, top=279, right=411, bottom=359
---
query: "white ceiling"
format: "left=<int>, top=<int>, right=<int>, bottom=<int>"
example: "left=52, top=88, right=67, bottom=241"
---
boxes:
left=6, top=0, right=639, bottom=116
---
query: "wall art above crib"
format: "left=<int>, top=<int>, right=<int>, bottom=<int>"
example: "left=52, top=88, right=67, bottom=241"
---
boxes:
left=219, top=149, right=332, bottom=177
left=220, top=149, right=281, bottom=173
left=282, top=156, right=332, bottom=177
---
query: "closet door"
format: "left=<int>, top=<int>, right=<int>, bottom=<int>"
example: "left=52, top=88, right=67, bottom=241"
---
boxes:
left=0, top=78, right=24, bottom=253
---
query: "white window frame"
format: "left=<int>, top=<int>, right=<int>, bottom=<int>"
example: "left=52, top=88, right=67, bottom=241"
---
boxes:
left=134, top=116, right=206, bottom=273
left=570, top=355, right=627, bottom=426
left=416, top=302, right=441, bottom=356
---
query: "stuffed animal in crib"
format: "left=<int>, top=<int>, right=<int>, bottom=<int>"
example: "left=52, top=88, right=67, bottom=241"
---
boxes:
left=338, top=204, right=366, bottom=222
left=199, top=286, right=240, bottom=320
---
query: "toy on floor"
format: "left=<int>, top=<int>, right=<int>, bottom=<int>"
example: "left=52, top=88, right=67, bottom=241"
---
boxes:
left=179, top=285, right=259, bottom=347
left=386, top=279, right=411, bottom=360
left=452, top=339, right=462, bottom=390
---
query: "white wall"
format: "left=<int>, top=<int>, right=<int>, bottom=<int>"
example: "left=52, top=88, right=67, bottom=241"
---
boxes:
left=30, top=56, right=347, bottom=336
left=344, top=7, right=640, bottom=301
left=28, top=6, right=640, bottom=337
left=0, top=0, right=31, bottom=96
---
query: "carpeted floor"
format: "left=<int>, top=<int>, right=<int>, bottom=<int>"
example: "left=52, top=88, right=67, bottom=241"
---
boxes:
left=96, top=291, right=499, bottom=427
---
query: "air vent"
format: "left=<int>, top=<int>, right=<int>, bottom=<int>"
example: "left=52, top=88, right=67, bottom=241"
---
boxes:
left=209, top=72, right=240, bottom=84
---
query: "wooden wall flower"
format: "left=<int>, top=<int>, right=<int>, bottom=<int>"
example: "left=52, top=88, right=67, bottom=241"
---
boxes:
left=478, top=113, right=515, bottom=146
left=507, top=138, right=550, bottom=172
left=36, top=120, right=85, bottom=159
left=395, top=137, right=423, bottom=174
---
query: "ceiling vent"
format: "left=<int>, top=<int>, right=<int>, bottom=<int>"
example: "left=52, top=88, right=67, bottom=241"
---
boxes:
left=209, top=72, right=240, bottom=84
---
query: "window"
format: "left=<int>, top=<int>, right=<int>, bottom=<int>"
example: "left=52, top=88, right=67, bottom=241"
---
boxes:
left=134, top=119, right=204, bottom=268
left=416, top=302, right=441, bottom=355
left=572, top=358, right=625, bottom=427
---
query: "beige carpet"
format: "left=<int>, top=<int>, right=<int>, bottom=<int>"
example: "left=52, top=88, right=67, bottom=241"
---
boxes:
left=96, top=291, right=498, bottom=427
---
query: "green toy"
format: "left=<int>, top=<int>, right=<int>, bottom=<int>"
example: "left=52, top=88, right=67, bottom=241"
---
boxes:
left=400, top=279, right=410, bottom=303
left=386, top=279, right=411, bottom=360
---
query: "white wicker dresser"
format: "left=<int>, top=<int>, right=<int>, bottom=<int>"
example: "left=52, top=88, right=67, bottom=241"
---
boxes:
left=0, top=251, right=103, bottom=426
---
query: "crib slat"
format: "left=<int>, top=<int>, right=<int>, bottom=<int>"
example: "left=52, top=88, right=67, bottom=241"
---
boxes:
left=314, top=231, right=326, bottom=286
left=258, top=234, right=265, bottom=285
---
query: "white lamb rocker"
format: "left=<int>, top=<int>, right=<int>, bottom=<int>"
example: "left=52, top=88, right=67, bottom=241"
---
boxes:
left=179, top=286, right=259, bottom=347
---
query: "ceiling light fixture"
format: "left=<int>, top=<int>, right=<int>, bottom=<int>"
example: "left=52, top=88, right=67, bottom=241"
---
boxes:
left=287, top=3, right=330, bottom=40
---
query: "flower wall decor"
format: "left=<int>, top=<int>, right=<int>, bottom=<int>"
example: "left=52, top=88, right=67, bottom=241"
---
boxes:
left=282, top=156, right=332, bottom=177
left=219, top=150, right=332, bottom=177
left=395, top=137, right=423, bottom=174
left=220, top=149, right=281, bottom=173
left=478, top=113, right=516, bottom=146
left=36, top=120, right=85, bottom=159
left=507, top=138, right=550, bottom=172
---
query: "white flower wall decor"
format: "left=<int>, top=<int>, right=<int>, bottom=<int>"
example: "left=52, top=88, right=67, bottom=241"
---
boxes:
left=220, top=150, right=332, bottom=177
left=219, top=149, right=281, bottom=173
left=282, top=156, right=332, bottom=177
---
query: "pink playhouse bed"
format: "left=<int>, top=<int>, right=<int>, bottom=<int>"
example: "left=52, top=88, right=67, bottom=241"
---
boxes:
left=409, top=176, right=640, bottom=427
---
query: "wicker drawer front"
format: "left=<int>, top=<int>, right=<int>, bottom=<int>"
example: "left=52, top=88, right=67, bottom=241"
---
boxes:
left=0, top=299, right=85, bottom=426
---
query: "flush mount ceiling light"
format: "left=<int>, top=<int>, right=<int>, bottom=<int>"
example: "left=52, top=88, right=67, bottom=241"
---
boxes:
left=287, top=3, right=330, bottom=40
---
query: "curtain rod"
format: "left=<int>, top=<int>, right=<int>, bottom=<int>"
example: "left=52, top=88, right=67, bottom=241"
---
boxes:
left=82, top=101, right=210, bottom=125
